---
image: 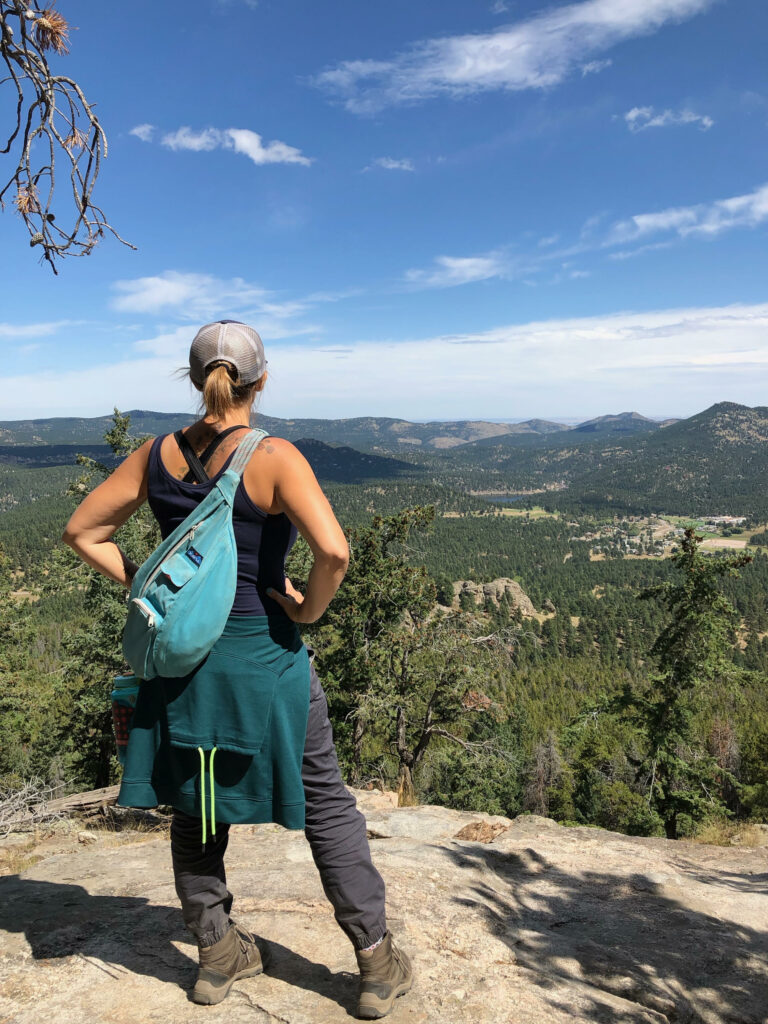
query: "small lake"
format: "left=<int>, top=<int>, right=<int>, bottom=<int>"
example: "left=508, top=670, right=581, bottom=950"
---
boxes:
left=484, top=494, right=525, bottom=505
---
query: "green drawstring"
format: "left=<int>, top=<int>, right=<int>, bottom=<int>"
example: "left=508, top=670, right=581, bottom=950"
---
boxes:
left=197, top=746, right=218, bottom=847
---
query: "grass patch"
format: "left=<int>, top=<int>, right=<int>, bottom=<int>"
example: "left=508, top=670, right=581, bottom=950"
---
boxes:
left=692, top=820, right=767, bottom=847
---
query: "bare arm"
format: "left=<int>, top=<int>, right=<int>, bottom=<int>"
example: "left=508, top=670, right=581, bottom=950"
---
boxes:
left=61, top=440, right=153, bottom=588
left=260, top=439, right=349, bottom=623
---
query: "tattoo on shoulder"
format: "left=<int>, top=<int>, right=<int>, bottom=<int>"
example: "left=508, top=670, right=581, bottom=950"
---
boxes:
left=258, top=439, right=276, bottom=454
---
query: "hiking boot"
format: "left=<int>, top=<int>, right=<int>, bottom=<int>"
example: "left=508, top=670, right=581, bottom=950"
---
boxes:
left=191, top=923, right=270, bottom=1005
left=355, top=932, right=413, bottom=1019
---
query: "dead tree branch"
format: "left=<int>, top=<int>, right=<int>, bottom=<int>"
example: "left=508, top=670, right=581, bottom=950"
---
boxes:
left=0, top=776, right=67, bottom=835
left=0, top=1, right=134, bottom=272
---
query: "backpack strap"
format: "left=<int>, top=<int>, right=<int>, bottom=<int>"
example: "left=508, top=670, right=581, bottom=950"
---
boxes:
left=174, top=430, right=208, bottom=484
left=179, top=425, right=246, bottom=483
left=229, top=428, right=268, bottom=478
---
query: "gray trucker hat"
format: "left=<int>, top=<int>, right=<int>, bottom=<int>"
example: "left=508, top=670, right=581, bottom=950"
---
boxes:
left=188, top=320, right=267, bottom=387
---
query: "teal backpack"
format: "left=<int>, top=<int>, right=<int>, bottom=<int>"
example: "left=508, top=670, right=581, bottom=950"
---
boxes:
left=122, top=428, right=266, bottom=680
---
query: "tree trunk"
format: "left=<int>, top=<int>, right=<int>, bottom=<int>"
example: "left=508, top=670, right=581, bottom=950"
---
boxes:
left=397, top=763, right=417, bottom=807
left=95, top=721, right=114, bottom=789
left=352, top=715, right=365, bottom=782
left=395, top=705, right=417, bottom=807
left=664, top=812, right=677, bottom=840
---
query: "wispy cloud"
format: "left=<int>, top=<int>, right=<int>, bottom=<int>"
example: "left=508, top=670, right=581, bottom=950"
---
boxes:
left=8, top=303, right=765, bottom=420
left=109, top=271, right=352, bottom=342
left=624, top=105, right=714, bottom=132
left=0, top=320, right=73, bottom=339
left=490, top=1, right=509, bottom=13
left=364, top=156, right=415, bottom=172
left=159, top=126, right=312, bottom=166
left=608, top=182, right=768, bottom=243
left=111, top=272, right=267, bottom=316
left=405, top=253, right=509, bottom=288
left=608, top=241, right=675, bottom=261
left=129, top=123, right=155, bottom=143
left=313, top=0, right=715, bottom=113
left=581, top=58, right=612, bottom=76
left=404, top=180, right=768, bottom=290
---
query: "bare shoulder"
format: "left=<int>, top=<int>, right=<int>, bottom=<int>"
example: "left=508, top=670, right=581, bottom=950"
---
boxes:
left=255, top=435, right=308, bottom=465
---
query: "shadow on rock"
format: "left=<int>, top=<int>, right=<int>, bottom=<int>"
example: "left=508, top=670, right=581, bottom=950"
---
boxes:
left=0, top=876, right=353, bottom=1013
left=0, top=876, right=193, bottom=985
left=439, top=842, right=768, bottom=1024
left=262, top=938, right=359, bottom=1017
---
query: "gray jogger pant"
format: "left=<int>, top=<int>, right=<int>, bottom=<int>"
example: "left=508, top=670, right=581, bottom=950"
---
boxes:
left=170, top=659, right=387, bottom=950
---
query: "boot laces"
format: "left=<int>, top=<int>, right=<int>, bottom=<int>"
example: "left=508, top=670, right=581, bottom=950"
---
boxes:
left=235, top=925, right=255, bottom=965
left=392, top=944, right=406, bottom=975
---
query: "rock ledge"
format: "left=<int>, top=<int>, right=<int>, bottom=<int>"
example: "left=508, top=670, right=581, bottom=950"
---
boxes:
left=1, top=792, right=766, bottom=1023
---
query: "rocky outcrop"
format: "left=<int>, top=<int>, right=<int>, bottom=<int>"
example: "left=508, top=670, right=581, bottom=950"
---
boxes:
left=453, top=577, right=537, bottom=616
left=1, top=792, right=766, bottom=1023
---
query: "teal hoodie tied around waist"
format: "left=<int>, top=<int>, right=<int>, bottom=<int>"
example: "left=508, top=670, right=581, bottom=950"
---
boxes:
left=117, top=615, right=311, bottom=838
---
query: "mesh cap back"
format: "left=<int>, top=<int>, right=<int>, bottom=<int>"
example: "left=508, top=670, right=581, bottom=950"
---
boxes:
left=189, top=321, right=266, bottom=387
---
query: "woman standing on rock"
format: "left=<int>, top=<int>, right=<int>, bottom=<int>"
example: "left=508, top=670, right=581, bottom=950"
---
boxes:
left=63, top=321, right=412, bottom=1019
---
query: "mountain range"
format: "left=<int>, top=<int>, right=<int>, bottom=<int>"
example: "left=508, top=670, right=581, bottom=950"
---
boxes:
left=0, top=410, right=661, bottom=452
left=1, top=403, right=765, bottom=517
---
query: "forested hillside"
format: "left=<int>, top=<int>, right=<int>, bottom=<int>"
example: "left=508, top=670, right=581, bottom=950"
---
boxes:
left=421, top=402, right=768, bottom=516
left=1, top=406, right=767, bottom=842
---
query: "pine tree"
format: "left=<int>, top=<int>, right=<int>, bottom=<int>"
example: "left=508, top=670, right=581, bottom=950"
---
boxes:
left=628, top=528, right=752, bottom=838
left=58, top=410, right=159, bottom=787
left=301, top=506, right=515, bottom=801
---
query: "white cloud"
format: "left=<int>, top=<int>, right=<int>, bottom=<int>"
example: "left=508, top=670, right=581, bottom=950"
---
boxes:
left=490, top=1, right=509, bottom=13
left=160, top=126, right=312, bottom=165
left=8, top=302, right=764, bottom=420
left=225, top=128, right=312, bottom=166
left=365, top=156, right=415, bottom=172
left=608, top=182, right=768, bottom=243
left=0, top=321, right=72, bottom=339
left=608, top=241, right=675, bottom=261
left=624, top=105, right=714, bottom=131
left=129, top=123, right=155, bottom=143
left=402, top=181, right=768, bottom=289
left=581, top=58, right=612, bottom=75
left=111, top=271, right=268, bottom=316
left=314, top=0, right=715, bottom=112
left=0, top=356, right=197, bottom=418
left=132, top=326, right=195, bottom=359
left=405, top=253, right=508, bottom=288
left=162, top=127, right=221, bottom=152
left=110, top=272, right=327, bottom=341
left=273, top=303, right=768, bottom=417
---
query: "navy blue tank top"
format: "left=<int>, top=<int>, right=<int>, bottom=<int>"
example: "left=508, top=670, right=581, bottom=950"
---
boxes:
left=146, top=434, right=298, bottom=616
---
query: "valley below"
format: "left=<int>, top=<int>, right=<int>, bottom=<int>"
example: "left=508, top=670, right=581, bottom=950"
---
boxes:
left=1, top=400, right=767, bottom=856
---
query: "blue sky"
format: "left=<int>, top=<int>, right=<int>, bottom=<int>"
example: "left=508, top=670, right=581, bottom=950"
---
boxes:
left=1, top=0, right=767, bottom=421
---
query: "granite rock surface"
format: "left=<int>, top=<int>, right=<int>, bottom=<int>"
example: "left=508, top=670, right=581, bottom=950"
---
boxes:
left=1, top=790, right=766, bottom=1024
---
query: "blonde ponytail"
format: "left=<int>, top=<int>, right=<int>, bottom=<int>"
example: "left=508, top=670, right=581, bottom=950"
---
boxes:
left=203, top=363, right=237, bottom=419
left=198, top=360, right=264, bottom=420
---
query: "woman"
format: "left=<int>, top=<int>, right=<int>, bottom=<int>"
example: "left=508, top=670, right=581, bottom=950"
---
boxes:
left=62, top=321, right=412, bottom=1019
